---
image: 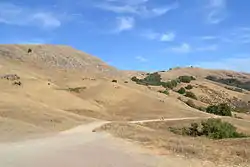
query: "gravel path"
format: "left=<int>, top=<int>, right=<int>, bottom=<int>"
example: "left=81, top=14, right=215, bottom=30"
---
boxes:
left=0, top=118, right=219, bottom=167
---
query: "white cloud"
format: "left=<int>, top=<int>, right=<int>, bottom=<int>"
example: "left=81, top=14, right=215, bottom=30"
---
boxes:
left=205, top=0, right=227, bottom=24
left=200, top=36, right=218, bottom=40
left=135, top=56, right=148, bottom=62
left=31, top=13, right=61, bottom=28
left=116, top=17, right=135, bottom=32
left=0, top=2, right=62, bottom=29
left=96, top=1, right=178, bottom=18
left=160, top=32, right=175, bottom=42
left=196, top=44, right=217, bottom=51
left=170, top=43, right=191, bottom=54
left=196, top=57, right=250, bottom=72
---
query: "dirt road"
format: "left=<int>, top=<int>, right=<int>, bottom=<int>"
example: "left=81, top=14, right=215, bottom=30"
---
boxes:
left=0, top=118, right=218, bottom=167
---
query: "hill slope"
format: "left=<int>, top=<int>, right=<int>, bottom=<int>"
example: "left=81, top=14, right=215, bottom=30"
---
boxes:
left=0, top=44, right=250, bottom=142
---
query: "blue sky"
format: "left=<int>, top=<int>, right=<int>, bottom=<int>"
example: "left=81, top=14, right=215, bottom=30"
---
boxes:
left=0, top=0, right=250, bottom=72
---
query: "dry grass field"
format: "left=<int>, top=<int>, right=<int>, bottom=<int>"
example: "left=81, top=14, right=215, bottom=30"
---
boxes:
left=1, top=44, right=250, bottom=166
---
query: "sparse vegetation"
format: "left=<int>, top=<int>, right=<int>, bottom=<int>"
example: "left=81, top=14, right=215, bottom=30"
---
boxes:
left=112, top=79, right=117, bottom=83
left=184, top=100, right=205, bottom=111
left=161, top=79, right=179, bottom=89
left=158, top=89, right=169, bottom=95
left=206, top=75, right=250, bottom=91
left=1, top=74, right=20, bottom=81
left=234, top=107, right=249, bottom=113
left=225, top=86, right=243, bottom=93
left=131, top=72, right=162, bottom=86
left=67, top=87, right=86, bottom=93
left=185, top=91, right=197, bottom=100
left=178, top=76, right=196, bottom=83
left=185, top=85, right=193, bottom=90
left=177, top=87, right=186, bottom=94
left=170, top=118, right=247, bottom=139
left=124, top=81, right=128, bottom=83
left=206, top=103, right=232, bottom=116
left=131, top=74, right=196, bottom=92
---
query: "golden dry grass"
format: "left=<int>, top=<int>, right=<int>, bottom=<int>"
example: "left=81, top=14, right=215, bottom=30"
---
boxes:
left=97, top=117, right=250, bottom=166
left=0, top=44, right=250, bottom=148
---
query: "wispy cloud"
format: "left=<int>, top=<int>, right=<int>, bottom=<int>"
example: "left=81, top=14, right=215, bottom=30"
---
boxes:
left=166, top=43, right=218, bottom=54
left=0, top=2, right=62, bottom=29
left=200, top=36, right=219, bottom=40
left=196, top=56, right=250, bottom=72
left=115, top=16, right=135, bottom=32
left=205, top=0, right=227, bottom=24
left=96, top=0, right=178, bottom=18
left=160, top=32, right=175, bottom=42
left=198, top=27, right=250, bottom=44
left=234, top=27, right=250, bottom=44
left=141, top=30, right=175, bottom=42
left=170, top=43, right=191, bottom=54
left=135, top=56, right=148, bottom=62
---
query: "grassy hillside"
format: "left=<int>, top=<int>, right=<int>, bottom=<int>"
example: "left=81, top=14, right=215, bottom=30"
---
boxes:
left=0, top=44, right=250, bottom=144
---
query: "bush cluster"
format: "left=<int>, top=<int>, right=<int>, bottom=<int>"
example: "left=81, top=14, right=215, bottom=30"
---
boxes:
left=131, top=74, right=196, bottom=91
left=206, top=75, right=250, bottom=91
left=178, top=76, right=196, bottom=83
left=206, top=103, right=232, bottom=116
left=131, top=73, right=162, bottom=86
left=185, top=91, right=198, bottom=100
left=170, top=119, right=247, bottom=139
left=178, top=87, right=186, bottom=94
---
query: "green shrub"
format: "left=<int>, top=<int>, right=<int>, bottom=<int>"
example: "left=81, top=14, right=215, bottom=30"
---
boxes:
left=200, top=119, right=246, bottom=139
left=161, top=79, right=179, bottom=89
left=179, top=76, right=196, bottom=83
left=131, top=76, right=139, bottom=82
left=171, top=119, right=247, bottom=139
left=131, top=73, right=162, bottom=86
left=178, top=87, right=186, bottom=94
left=185, top=85, right=193, bottom=90
left=161, top=81, right=174, bottom=89
left=206, top=103, right=232, bottom=116
left=185, top=91, right=197, bottom=100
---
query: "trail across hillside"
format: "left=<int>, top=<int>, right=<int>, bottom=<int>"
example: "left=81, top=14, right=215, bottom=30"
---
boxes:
left=0, top=117, right=218, bottom=167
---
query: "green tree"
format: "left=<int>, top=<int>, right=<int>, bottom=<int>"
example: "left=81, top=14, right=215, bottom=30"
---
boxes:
left=206, top=103, right=232, bottom=116
left=178, top=87, right=186, bottom=94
